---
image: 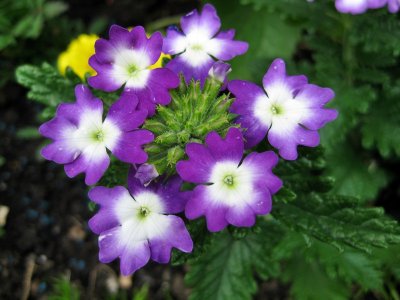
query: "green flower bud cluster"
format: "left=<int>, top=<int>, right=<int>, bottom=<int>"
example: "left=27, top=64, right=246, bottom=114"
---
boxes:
left=143, top=77, right=237, bottom=175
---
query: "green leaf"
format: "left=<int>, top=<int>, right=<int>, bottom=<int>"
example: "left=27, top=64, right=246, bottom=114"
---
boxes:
left=0, top=34, right=15, bottom=50
left=186, top=221, right=283, bottom=300
left=273, top=194, right=400, bottom=253
left=211, top=0, right=302, bottom=81
left=186, top=232, right=257, bottom=300
left=43, top=2, right=68, bottom=19
left=13, top=13, right=44, bottom=39
left=361, top=82, right=400, bottom=157
left=283, top=258, right=349, bottom=300
left=16, top=62, right=81, bottom=108
left=319, top=84, right=377, bottom=147
left=48, top=276, right=80, bottom=300
left=274, top=232, right=383, bottom=299
left=326, top=141, right=389, bottom=201
left=16, top=127, right=40, bottom=139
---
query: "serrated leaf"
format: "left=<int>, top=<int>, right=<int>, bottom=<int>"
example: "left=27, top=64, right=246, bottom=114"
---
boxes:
left=186, top=221, right=283, bottom=300
left=273, top=194, right=400, bottom=253
left=16, top=62, right=81, bottom=108
left=361, top=84, right=400, bottom=157
left=274, top=232, right=383, bottom=298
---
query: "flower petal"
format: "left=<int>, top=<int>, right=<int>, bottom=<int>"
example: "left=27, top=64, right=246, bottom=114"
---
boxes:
left=268, top=124, right=320, bottom=160
left=120, top=240, right=151, bottom=276
left=98, top=227, right=123, bottom=263
left=106, top=94, right=147, bottom=131
left=241, top=151, right=282, bottom=194
left=149, top=215, right=193, bottom=263
left=64, top=144, right=110, bottom=185
left=229, top=80, right=269, bottom=148
left=88, top=56, right=125, bottom=92
left=181, top=4, right=221, bottom=39
left=111, top=130, right=154, bottom=164
left=176, top=143, right=215, bottom=183
left=205, top=128, right=244, bottom=163
left=262, top=59, right=307, bottom=100
left=206, top=38, right=248, bottom=61
left=163, top=26, right=187, bottom=55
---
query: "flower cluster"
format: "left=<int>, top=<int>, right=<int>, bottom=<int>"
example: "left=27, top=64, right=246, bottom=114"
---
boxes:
left=335, top=0, right=399, bottom=14
left=40, top=4, right=337, bottom=275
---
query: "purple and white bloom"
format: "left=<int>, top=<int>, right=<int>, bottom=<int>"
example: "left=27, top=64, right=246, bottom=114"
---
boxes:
left=335, top=0, right=387, bottom=14
left=163, top=4, right=248, bottom=85
left=228, top=59, right=338, bottom=161
left=207, top=61, right=231, bottom=90
left=88, top=25, right=179, bottom=116
left=39, top=85, right=153, bottom=185
left=176, top=128, right=282, bottom=232
left=88, top=174, right=193, bottom=275
left=388, top=0, right=400, bottom=12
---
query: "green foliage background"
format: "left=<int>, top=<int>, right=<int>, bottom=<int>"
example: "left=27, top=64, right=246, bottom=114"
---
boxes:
left=6, top=0, right=400, bottom=299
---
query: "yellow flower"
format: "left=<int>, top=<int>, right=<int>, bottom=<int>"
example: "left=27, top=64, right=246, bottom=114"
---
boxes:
left=57, top=34, right=98, bottom=79
left=149, top=52, right=171, bottom=69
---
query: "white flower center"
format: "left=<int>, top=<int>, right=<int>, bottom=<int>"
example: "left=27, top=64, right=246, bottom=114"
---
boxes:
left=65, top=109, right=121, bottom=157
left=181, top=31, right=214, bottom=67
left=207, top=161, right=255, bottom=207
left=113, top=191, right=170, bottom=246
left=111, top=48, right=151, bottom=89
left=253, top=82, right=310, bottom=134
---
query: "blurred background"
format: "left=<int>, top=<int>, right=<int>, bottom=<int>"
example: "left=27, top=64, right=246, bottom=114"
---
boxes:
left=1, top=0, right=399, bottom=299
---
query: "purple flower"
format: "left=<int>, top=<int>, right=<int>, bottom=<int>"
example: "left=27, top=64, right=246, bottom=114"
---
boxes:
left=176, top=128, right=282, bottom=232
left=388, top=0, right=400, bottom=12
left=88, top=173, right=193, bottom=275
left=207, top=61, right=231, bottom=90
left=39, top=85, right=154, bottom=185
left=163, top=4, right=248, bottom=85
left=335, top=0, right=387, bottom=14
left=88, top=25, right=179, bottom=116
left=228, top=59, right=338, bottom=160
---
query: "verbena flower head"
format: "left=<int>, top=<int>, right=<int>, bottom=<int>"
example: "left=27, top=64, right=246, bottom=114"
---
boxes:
left=335, top=0, right=387, bottom=14
left=88, top=173, right=193, bottom=275
left=176, top=128, right=282, bottom=232
left=163, top=4, right=248, bottom=85
left=39, top=85, right=153, bottom=185
left=88, top=25, right=179, bottom=116
left=58, top=34, right=98, bottom=79
left=228, top=59, right=338, bottom=160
